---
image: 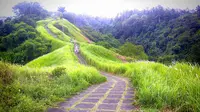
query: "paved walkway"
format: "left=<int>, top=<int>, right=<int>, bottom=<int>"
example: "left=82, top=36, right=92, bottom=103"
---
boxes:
left=48, top=72, right=135, bottom=112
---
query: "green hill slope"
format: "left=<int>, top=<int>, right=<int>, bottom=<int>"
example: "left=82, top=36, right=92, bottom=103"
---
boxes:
left=1, top=16, right=200, bottom=112
left=0, top=18, right=106, bottom=111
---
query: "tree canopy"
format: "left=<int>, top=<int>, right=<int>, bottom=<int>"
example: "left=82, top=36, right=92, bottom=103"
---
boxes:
left=13, top=2, right=48, bottom=20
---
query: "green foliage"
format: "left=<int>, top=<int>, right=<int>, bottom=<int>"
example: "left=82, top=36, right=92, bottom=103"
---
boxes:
left=108, top=7, right=200, bottom=64
left=0, top=62, right=13, bottom=85
left=118, top=42, right=148, bottom=60
left=80, top=43, right=128, bottom=74
left=79, top=42, right=200, bottom=111
left=0, top=44, right=106, bottom=111
left=96, top=41, right=112, bottom=49
left=0, top=21, right=52, bottom=64
left=13, top=1, right=49, bottom=20
left=0, top=62, right=20, bottom=111
left=52, top=67, right=66, bottom=78
left=124, top=62, right=200, bottom=111
left=81, top=26, right=121, bottom=48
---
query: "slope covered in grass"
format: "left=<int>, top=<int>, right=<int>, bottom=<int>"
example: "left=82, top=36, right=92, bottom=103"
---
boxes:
left=26, top=44, right=76, bottom=67
left=79, top=42, right=200, bottom=111
left=0, top=20, right=106, bottom=111
left=55, top=19, right=90, bottom=42
left=80, top=43, right=128, bottom=73
left=36, top=19, right=66, bottom=51
left=47, top=20, right=71, bottom=42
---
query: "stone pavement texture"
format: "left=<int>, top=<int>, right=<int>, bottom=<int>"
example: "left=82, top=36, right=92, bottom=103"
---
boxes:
left=47, top=72, right=136, bottom=112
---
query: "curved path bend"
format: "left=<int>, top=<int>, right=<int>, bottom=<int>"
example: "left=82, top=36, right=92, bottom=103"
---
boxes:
left=47, top=35, right=136, bottom=112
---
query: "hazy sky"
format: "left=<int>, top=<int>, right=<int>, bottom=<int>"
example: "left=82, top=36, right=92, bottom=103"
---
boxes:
left=0, top=0, right=200, bottom=18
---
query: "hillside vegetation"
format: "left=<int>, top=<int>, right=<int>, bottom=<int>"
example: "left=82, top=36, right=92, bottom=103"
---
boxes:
left=64, top=6, right=200, bottom=64
left=79, top=43, right=200, bottom=111
left=0, top=3, right=106, bottom=111
left=1, top=1, right=200, bottom=112
left=1, top=44, right=106, bottom=111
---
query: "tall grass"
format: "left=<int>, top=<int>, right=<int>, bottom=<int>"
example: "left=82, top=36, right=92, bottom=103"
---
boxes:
left=0, top=61, right=105, bottom=112
left=0, top=44, right=106, bottom=111
left=80, top=43, right=128, bottom=74
left=79, top=43, right=200, bottom=111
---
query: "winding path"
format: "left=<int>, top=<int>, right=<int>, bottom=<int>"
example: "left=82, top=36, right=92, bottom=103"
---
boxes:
left=46, top=29, right=136, bottom=112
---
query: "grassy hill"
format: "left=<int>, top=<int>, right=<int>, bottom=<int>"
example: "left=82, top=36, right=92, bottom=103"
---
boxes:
left=1, top=17, right=200, bottom=112
left=0, top=18, right=106, bottom=111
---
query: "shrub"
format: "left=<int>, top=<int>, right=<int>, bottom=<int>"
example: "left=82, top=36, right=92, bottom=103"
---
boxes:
left=0, top=62, right=13, bottom=85
left=52, top=67, right=66, bottom=77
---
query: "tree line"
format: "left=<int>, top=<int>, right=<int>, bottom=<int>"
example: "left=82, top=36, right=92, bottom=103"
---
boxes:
left=63, top=6, right=200, bottom=64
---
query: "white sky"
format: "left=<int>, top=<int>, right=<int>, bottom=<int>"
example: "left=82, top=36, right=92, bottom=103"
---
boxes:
left=0, top=0, right=200, bottom=18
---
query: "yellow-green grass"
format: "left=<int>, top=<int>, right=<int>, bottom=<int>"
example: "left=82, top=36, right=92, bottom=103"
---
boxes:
left=56, top=19, right=89, bottom=42
left=79, top=43, right=200, bottom=111
left=47, top=20, right=71, bottom=42
left=0, top=44, right=106, bottom=111
left=80, top=43, right=128, bottom=74
left=26, top=43, right=76, bottom=68
left=36, top=19, right=66, bottom=51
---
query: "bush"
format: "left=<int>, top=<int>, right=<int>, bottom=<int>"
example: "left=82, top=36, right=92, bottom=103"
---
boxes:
left=0, top=62, right=13, bottom=85
left=0, top=62, right=20, bottom=111
left=52, top=67, right=66, bottom=77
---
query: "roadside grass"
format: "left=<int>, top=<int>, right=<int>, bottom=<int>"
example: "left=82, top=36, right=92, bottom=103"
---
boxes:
left=80, top=43, right=200, bottom=111
left=80, top=43, right=128, bottom=74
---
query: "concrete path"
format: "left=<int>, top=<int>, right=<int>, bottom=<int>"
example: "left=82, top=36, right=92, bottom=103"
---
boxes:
left=47, top=72, right=135, bottom=112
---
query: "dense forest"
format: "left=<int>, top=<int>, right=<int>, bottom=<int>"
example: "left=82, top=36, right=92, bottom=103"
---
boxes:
left=63, top=6, right=200, bottom=64
left=0, top=2, right=51, bottom=64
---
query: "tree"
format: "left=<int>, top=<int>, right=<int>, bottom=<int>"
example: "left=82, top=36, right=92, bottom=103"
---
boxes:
left=118, top=42, right=148, bottom=60
left=0, top=20, right=3, bottom=26
left=196, top=5, right=200, bottom=18
left=13, top=2, right=48, bottom=20
left=58, top=7, right=65, bottom=19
